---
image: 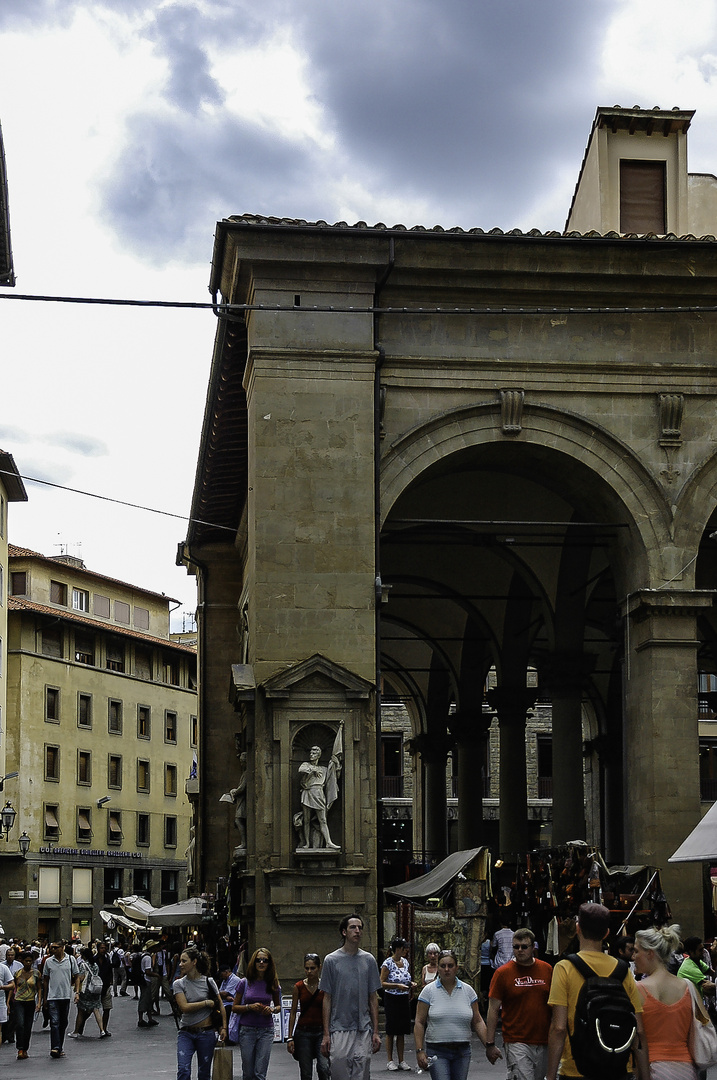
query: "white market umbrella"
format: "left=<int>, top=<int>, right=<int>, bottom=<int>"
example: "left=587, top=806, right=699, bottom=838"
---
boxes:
left=149, top=897, right=206, bottom=927
left=669, top=801, right=717, bottom=863
left=113, top=894, right=156, bottom=922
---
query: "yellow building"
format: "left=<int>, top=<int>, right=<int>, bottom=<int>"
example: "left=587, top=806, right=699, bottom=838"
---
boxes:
left=3, top=545, right=197, bottom=942
left=0, top=456, right=27, bottom=789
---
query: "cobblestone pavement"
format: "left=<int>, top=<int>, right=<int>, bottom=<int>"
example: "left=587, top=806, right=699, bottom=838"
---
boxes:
left=3, top=993, right=717, bottom=1079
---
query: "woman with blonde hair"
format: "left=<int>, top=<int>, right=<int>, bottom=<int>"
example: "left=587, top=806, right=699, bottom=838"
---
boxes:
left=634, top=924, right=698, bottom=1079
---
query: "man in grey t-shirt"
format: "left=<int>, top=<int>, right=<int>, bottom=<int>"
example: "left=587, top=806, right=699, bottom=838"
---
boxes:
left=320, top=913, right=381, bottom=1080
left=43, top=941, right=81, bottom=1058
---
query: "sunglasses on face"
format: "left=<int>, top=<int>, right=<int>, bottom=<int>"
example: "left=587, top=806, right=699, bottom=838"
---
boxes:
left=256, top=958, right=269, bottom=963
left=513, top=944, right=531, bottom=950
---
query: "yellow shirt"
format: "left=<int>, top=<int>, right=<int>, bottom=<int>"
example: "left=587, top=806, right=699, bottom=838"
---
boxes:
left=547, top=950, right=642, bottom=1077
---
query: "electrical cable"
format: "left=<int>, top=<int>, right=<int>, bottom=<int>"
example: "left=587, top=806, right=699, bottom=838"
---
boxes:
left=0, top=468, right=235, bottom=533
left=1, top=291, right=717, bottom=317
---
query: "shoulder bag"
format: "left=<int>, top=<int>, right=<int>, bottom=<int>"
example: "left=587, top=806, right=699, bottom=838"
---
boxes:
left=687, top=979, right=717, bottom=1069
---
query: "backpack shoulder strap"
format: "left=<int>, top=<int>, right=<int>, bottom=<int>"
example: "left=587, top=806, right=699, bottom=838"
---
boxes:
left=567, top=954, right=630, bottom=985
left=566, top=953, right=594, bottom=981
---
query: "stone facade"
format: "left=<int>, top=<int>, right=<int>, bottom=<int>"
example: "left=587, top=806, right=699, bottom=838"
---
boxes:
left=182, top=107, right=717, bottom=948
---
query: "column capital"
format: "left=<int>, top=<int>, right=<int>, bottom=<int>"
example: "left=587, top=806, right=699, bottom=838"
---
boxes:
left=486, top=686, right=536, bottom=726
left=408, top=732, right=453, bottom=763
left=448, top=708, right=493, bottom=744
left=622, top=588, right=714, bottom=622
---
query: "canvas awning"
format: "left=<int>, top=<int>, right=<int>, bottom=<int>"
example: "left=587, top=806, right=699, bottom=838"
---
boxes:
left=384, top=847, right=487, bottom=904
left=669, top=802, right=717, bottom=863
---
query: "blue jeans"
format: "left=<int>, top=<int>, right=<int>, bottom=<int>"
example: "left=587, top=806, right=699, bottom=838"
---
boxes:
left=177, top=1027, right=217, bottom=1080
left=295, top=1029, right=330, bottom=1080
left=239, top=1024, right=274, bottom=1080
left=48, top=999, right=71, bottom=1052
left=426, top=1042, right=471, bottom=1080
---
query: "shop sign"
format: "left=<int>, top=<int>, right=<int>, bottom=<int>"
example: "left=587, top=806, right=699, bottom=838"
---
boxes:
left=28, top=890, right=39, bottom=899
left=39, top=847, right=142, bottom=858
left=8, top=890, right=24, bottom=899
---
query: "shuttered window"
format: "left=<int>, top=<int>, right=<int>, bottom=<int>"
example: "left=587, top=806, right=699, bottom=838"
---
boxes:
left=620, top=160, right=666, bottom=233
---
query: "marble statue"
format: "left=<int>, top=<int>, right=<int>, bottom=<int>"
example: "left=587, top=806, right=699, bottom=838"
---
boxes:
left=297, top=723, right=343, bottom=850
left=220, top=750, right=247, bottom=855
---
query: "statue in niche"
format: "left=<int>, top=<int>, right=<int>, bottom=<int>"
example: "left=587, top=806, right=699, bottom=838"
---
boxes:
left=220, top=750, right=247, bottom=855
left=184, top=824, right=196, bottom=885
left=297, top=723, right=343, bottom=851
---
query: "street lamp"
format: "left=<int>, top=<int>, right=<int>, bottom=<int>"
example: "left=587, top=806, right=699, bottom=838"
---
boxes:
left=1, top=801, right=17, bottom=840
left=18, top=831, right=30, bottom=858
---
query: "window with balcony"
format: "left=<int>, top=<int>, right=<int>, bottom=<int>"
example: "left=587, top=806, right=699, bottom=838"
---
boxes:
left=381, top=735, right=403, bottom=798
left=106, top=637, right=125, bottom=673
left=42, top=627, right=62, bottom=658
left=75, top=631, right=94, bottom=666
left=537, top=736, right=553, bottom=800
left=135, top=646, right=152, bottom=681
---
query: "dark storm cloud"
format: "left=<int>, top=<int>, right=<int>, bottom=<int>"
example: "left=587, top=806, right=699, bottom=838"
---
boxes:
left=295, top=0, right=620, bottom=227
left=94, top=0, right=621, bottom=261
left=99, top=111, right=329, bottom=263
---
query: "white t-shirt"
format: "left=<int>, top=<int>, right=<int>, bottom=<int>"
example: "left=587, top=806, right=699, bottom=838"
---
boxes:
left=418, top=978, right=477, bottom=1044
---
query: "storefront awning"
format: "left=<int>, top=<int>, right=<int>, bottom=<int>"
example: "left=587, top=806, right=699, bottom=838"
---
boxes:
left=384, top=847, right=487, bottom=904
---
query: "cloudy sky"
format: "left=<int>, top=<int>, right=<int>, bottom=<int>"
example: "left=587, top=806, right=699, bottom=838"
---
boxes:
left=2, top=0, right=717, bottom=629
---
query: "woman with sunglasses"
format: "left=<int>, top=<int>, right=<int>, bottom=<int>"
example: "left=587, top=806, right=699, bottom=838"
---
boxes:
left=414, top=949, right=490, bottom=1080
left=232, top=948, right=282, bottom=1080
left=286, top=953, right=328, bottom=1080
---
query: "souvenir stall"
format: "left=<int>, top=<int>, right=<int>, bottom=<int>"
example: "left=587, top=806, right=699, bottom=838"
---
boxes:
left=488, top=842, right=669, bottom=960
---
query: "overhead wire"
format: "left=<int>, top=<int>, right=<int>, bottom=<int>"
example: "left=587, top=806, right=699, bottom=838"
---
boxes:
left=0, top=467, right=236, bottom=533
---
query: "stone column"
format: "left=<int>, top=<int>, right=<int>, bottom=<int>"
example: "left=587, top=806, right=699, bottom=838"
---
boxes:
left=623, top=590, right=710, bottom=933
left=487, top=687, right=535, bottom=855
left=543, top=653, right=594, bottom=846
left=448, top=710, right=492, bottom=850
left=411, top=734, right=450, bottom=861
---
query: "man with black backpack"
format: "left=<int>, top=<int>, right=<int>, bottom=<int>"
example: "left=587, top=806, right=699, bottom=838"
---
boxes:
left=546, top=902, right=648, bottom=1080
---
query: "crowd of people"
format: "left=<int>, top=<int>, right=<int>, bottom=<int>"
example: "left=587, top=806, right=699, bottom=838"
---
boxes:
left=1, top=906, right=717, bottom=1080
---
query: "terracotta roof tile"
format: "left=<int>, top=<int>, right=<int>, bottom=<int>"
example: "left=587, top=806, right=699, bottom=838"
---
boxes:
left=8, top=596, right=196, bottom=654
left=8, top=544, right=181, bottom=603
left=224, top=213, right=717, bottom=243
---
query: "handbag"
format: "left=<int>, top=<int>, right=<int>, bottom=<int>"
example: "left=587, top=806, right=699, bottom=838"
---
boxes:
left=212, top=1045, right=233, bottom=1080
left=687, top=980, right=717, bottom=1069
left=208, top=978, right=226, bottom=1033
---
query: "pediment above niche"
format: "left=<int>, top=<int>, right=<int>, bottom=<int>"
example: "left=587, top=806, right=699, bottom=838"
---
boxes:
left=262, top=653, right=373, bottom=700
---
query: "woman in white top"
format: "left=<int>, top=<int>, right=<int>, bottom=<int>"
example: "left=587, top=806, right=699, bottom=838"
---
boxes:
left=414, top=950, right=490, bottom=1080
left=421, top=944, right=440, bottom=989
left=381, top=937, right=416, bottom=1070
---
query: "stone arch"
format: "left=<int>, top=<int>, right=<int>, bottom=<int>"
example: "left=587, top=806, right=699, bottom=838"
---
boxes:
left=673, top=448, right=717, bottom=565
left=380, top=400, right=673, bottom=592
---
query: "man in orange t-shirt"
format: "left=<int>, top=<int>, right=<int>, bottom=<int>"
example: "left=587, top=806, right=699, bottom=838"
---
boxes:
left=485, top=928, right=553, bottom=1079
